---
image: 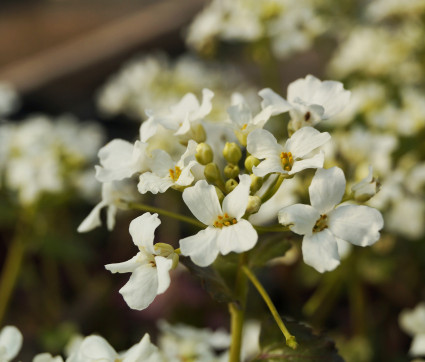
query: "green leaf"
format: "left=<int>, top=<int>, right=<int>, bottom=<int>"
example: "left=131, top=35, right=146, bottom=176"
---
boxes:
left=180, top=256, right=236, bottom=304
left=253, top=318, right=344, bottom=361
left=250, top=235, right=292, bottom=268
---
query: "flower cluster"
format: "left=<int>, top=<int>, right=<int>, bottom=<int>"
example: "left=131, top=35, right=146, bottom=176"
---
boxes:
left=81, top=74, right=384, bottom=312
left=0, top=114, right=105, bottom=205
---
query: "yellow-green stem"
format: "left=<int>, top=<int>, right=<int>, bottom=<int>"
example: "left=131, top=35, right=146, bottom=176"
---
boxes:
left=228, top=253, right=249, bottom=362
left=242, top=265, right=298, bottom=349
left=125, top=201, right=205, bottom=229
left=254, top=224, right=290, bottom=234
left=260, top=175, right=286, bottom=203
left=0, top=236, right=25, bottom=325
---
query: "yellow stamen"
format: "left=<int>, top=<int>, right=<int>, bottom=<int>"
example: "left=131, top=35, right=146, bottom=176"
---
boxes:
left=312, top=214, right=328, bottom=233
left=280, top=151, right=294, bottom=171
left=169, top=166, right=182, bottom=181
left=241, top=123, right=248, bottom=131
left=214, top=213, right=237, bottom=229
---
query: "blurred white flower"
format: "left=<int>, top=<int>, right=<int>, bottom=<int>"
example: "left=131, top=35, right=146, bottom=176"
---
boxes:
left=0, top=326, right=22, bottom=362
left=400, top=302, right=425, bottom=357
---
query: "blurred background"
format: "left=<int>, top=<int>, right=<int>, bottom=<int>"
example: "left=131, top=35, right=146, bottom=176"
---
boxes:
left=1, top=0, right=425, bottom=361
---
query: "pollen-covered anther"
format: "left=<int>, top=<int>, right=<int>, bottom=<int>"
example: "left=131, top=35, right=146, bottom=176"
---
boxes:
left=313, top=214, right=328, bottom=233
left=169, top=166, right=182, bottom=181
left=241, top=123, right=248, bottom=131
left=213, top=212, right=237, bottom=229
left=280, top=151, right=294, bottom=171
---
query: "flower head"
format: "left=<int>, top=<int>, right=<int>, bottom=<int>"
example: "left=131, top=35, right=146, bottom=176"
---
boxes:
left=179, top=174, right=258, bottom=266
left=105, top=213, right=177, bottom=310
left=278, top=167, right=383, bottom=272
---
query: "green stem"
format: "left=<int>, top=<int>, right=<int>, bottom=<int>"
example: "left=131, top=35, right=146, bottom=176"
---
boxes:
left=0, top=235, right=26, bottom=325
left=242, top=265, right=298, bottom=349
left=124, top=201, right=205, bottom=229
left=254, top=224, right=290, bottom=234
left=260, top=174, right=286, bottom=204
left=228, top=253, right=249, bottom=362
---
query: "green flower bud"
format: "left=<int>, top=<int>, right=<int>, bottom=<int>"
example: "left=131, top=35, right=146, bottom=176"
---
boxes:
left=246, top=195, right=262, bottom=214
left=245, top=155, right=260, bottom=173
left=215, top=186, right=224, bottom=203
left=225, top=179, right=238, bottom=193
left=195, top=143, right=213, bottom=165
left=250, top=174, right=263, bottom=194
left=192, top=123, right=206, bottom=143
left=223, top=142, right=242, bottom=164
left=224, top=164, right=240, bottom=179
left=204, top=163, right=222, bottom=184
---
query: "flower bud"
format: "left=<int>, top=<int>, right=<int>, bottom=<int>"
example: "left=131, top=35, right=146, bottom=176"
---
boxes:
left=192, top=123, right=206, bottom=143
left=351, top=166, right=381, bottom=202
left=224, top=164, right=240, bottom=179
left=154, top=243, right=175, bottom=257
left=245, top=155, right=260, bottom=173
left=204, top=163, right=222, bottom=184
left=215, top=186, right=224, bottom=203
left=225, top=179, right=238, bottom=193
left=195, top=143, right=213, bottom=165
left=250, top=174, right=263, bottom=194
left=223, top=142, right=242, bottom=164
left=246, top=195, right=262, bottom=214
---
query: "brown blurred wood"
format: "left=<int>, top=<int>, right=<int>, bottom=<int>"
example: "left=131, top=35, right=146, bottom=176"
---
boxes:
left=0, top=0, right=206, bottom=93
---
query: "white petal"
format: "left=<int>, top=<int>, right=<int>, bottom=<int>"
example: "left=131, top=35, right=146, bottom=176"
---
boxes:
left=119, top=264, right=158, bottom=310
left=150, top=149, right=174, bottom=176
left=217, top=220, right=258, bottom=255
left=246, top=129, right=282, bottom=159
left=328, top=205, right=384, bottom=247
left=175, top=161, right=196, bottom=187
left=154, top=256, right=173, bottom=294
left=139, top=116, right=158, bottom=142
left=105, top=254, right=142, bottom=274
left=410, top=334, right=425, bottom=357
left=289, top=152, right=324, bottom=175
left=77, top=201, right=106, bottom=233
left=222, top=174, right=251, bottom=220
left=106, top=205, right=117, bottom=231
left=191, top=88, right=214, bottom=120
left=179, top=227, right=219, bottom=267
left=138, top=173, right=173, bottom=194
left=182, top=180, right=221, bottom=225
left=252, top=157, right=284, bottom=177
left=285, top=127, right=330, bottom=158
left=278, top=204, right=319, bottom=236
left=258, top=88, right=292, bottom=116
left=123, top=334, right=162, bottom=362
left=302, top=230, right=340, bottom=273
left=77, top=335, right=117, bottom=360
left=309, top=167, right=346, bottom=214
left=129, top=213, right=161, bottom=253
left=33, top=352, right=63, bottom=362
left=0, top=326, right=22, bottom=361
left=399, top=303, right=425, bottom=336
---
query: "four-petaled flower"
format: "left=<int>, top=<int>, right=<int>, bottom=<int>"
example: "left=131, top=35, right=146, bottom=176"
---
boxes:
left=179, top=174, right=258, bottom=266
left=247, top=127, right=330, bottom=177
left=105, top=213, right=178, bottom=310
left=278, top=167, right=383, bottom=273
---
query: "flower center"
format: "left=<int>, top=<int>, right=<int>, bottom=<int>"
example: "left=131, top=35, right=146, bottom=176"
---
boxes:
left=312, top=214, right=328, bottom=233
left=213, top=212, right=237, bottom=228
left=241, top=123, right=248, bottom=131
left=280, top=151, right=294, bottom=171
left=169, top=166, right=182, bottom=181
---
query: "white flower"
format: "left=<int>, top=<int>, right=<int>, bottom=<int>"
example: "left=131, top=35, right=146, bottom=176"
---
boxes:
left=278, top=167, right=383, bottom=273
left=33, top=353, right=64, bottom=362
left=105, top=213, right=176, bottom=310
left=351, top=165, right=380, bottom=202
left=78, top=180, right=137, bottom=233
left=140, top=89, right=213, bottom=143
left=260, top=75, right=350, bottom=130
left=180, top=175, right=257, bottom=266
left=95, top=139, right=149, bottom=183
left=246, top=127, right=330, bottom=177
left=66, top=333, right=162, bottom=362
left=227, top=95, right=273, bottom=146
left=158, top=320, right=230, bottom=362
left=399, top=302, right=425, bottom=357
left=138, top=140, right=198, bottom=194
left=0, top=326, right=22, bottom=362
